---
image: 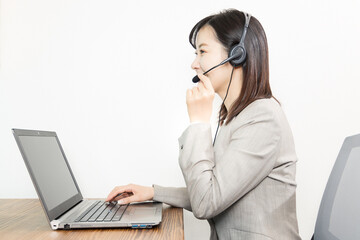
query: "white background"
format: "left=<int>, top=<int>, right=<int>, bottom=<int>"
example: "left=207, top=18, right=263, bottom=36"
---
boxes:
left=1, top=0, right=360, bottom=239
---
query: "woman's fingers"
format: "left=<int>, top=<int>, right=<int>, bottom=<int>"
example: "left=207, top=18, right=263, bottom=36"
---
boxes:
left=191, top=74, right=214, bottom=98
left=187, top=87, right=199, bottom=103
left=186, top=73, right=215, bottom=123
left=118, top=195, right=137, bottom=205
left=197, top=74, right=214, bottom=93
left=197, top=78, right=206, bottom=92
left=186, top=88, right=192, bottom=98
left=113, top=192, right=134, bottom=201
left=192, top=86, right=199, bottom=94
left=106, top=184, right=154, bottom=204
left=106, top=185, right=133, bottom=202
left=106, top=190, right=123, bottom=202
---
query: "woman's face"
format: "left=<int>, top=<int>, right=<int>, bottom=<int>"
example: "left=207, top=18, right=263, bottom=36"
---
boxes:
left=191, top=25, right=233, bottom=94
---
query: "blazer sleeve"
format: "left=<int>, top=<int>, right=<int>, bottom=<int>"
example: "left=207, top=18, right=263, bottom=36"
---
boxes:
left=152, top=184, right=192, bottom=212
left=178, top=107, right=280, bottom=219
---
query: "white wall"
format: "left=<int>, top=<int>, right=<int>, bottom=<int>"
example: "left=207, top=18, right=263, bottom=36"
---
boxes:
left=1, top=0, right=360, bottom=239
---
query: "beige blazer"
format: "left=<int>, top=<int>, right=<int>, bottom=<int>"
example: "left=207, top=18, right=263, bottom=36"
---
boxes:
left=153, top=98, right=301, bottom=240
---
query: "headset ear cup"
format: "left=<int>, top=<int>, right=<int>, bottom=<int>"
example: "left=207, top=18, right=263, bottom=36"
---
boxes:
left=229, top=45, right=246, bottom=67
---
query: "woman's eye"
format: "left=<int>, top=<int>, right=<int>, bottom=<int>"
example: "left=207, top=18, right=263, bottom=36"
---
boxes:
left=194, top=50, right=205, bottom=55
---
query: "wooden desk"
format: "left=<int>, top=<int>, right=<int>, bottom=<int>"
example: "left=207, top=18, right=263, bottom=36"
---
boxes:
left=0, top=199, right=184, bottom=240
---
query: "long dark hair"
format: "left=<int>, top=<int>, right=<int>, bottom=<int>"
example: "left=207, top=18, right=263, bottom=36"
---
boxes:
left=189, top=9, right=280, bottom=125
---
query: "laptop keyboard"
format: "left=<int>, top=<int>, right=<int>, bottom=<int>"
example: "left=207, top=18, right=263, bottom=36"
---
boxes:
left=74, top=201, right=128, bottom=222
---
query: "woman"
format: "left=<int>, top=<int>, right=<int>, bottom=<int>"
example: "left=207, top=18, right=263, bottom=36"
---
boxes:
left=106, top=9, right=301, bottom=240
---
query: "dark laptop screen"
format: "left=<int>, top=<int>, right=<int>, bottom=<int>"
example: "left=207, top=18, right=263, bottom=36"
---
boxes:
left=18, top=135, right=79, bottom=211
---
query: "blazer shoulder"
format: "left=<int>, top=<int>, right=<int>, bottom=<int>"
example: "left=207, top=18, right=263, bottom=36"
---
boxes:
left=245, top=98, right=281, bottom=113
left=230, top=98, right=282, bottom=127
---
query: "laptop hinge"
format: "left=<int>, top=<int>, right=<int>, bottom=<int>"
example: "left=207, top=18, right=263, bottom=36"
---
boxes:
left=50, top=220, right=61, bottom=230
left=50, top=199, right=84, bottom=229
left=54, top=199, right=83, bottom=220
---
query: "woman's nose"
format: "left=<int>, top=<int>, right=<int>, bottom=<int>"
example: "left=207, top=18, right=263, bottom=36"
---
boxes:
left=191, top=57, right=200, bottom=70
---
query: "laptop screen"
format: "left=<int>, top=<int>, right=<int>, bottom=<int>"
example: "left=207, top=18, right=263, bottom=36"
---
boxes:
left=13, top=129, right=83, bottom=221
left=19, top=135, right=79, bottom=211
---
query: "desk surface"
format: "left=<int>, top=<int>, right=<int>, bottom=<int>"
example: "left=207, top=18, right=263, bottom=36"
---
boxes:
left=0, top=199, right=184, bottom=240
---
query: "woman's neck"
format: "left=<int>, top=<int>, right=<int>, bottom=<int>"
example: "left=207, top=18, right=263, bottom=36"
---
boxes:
left=218, top=67, right=243, bottom=111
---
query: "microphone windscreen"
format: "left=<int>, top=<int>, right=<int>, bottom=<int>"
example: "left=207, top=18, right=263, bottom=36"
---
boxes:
left=192, top=75, right=200, bottom=83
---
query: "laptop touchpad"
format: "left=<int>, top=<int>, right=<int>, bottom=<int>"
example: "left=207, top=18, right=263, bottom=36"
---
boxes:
left=133, top=207, right=156, bottom=216
left=128, top=207, right=157, bottom=222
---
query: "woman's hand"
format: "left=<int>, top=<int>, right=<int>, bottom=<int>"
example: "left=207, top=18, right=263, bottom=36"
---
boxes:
left=106, top=184, right=154, bottom=205
left=186, top=74, right=215, bottom=123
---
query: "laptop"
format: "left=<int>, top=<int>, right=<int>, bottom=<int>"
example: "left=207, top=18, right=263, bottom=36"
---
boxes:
left=12, top=128, right=162, bottom=230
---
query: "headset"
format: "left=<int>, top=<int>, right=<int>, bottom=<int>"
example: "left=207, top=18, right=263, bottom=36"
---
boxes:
left=190, top=11, right=251, bottom=145
left=192, top=12, right=251, bottom=83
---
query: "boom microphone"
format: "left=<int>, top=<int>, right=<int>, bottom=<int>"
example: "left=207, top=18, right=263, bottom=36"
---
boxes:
left=192, top=54, right=239, bottom=83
